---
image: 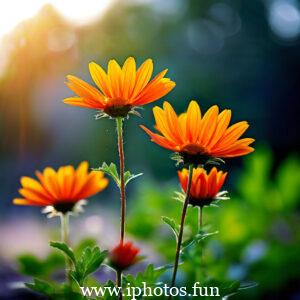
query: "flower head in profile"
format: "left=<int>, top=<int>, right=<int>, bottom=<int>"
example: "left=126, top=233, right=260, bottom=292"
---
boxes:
left=141, top=101, right=254, bottom=165
left=64, top=57, right=175, bottom=118
left=110, top=241, right=140, bottom=271
left=178, top=167, right=228, bottom=207
left=13, top=161, right=108, bottom=217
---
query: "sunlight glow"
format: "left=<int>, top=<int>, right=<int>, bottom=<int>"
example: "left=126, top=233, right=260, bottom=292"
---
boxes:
left=0, top=0, right=112, bottom=38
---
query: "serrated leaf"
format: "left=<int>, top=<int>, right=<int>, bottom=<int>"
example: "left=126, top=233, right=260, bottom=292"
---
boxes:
left=50, top=241, right=76, bottom=265
left=162, top=216, right=179, bottom=240
left=71, top=247, right=108, bottom=285
left=96, top=163, right=142, bottom=188
left=124, top=171, right=143, bottom=186
left=97, top=162, right=120, bottom=186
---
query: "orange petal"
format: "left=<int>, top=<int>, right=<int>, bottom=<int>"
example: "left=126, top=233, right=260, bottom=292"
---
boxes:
left=186, top=101, right=201, bottom=143
left=121, top=57, right=136, bottom=100
left=107, top=59, right=122, bottom=98
left=198, top=105, right=219, bottom=146
left=163, top=102, right=183, bottom=144
left=140, top=125, right=177, bottom=151
left=133, top=70, right=175, bottom=105
left=13, top=198, right=45, bottom=206
left=63, top=97, right=105, bottom=109
left=66, top=75, right=105, bottom=103
left=89, top=62, right=112, bottom=97
left=208, top=109, right=231, bottom=148
left=211, top=121, right=248, bottom=152
left=130, top=59, right=153, bottom=100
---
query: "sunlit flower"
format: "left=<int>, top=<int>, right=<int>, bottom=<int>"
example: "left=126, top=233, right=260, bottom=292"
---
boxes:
left=141, top=101, right=254, bottom=165
left=13, top=161, right=108, bottom=216
left=64, top=57, right=176, bottom=118
left=178, top=167, right=228, bottom=207
left=110, top=241, right=140, bottom=271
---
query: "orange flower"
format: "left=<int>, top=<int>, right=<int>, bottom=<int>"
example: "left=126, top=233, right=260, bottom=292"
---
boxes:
left=110, top=241, right=140, bottom=271
left=140, top=101, right=254, bottom=165
left=178, top=167, right=228, bottom=207
left=13, top=161, right=108, bottom=214
left=64, top=57, right=176, bottom=118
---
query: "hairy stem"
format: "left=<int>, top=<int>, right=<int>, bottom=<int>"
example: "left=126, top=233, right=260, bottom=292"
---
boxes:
left=170, top=165, right=194, bottom=290
left=60, top=213, right=71, bottom=282
left=116, top=117, right=126, bottom=243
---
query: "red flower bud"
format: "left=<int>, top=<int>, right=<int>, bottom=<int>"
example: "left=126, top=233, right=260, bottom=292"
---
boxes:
left=110, top=241, right=140, bottom=271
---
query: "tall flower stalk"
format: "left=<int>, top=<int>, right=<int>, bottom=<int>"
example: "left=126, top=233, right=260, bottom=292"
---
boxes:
left=116, top=117, right=126, bottom=243
left=63, top=57, right=175, bottom=291
left=170, top=164, right=194, bottom=288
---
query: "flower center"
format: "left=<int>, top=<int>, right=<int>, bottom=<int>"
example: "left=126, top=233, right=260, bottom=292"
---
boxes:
left=53, top=202, right=75, bottom=214
left=104, top=103, right=132, bottom=118
left=182, top=144, right=207, bottom=155
left=180, top=144, right=210, bottom=166
left=189, top=197, right=214, bottom=207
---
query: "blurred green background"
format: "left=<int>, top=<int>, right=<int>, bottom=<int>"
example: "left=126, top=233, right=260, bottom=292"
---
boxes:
left=0, top=0, right=299, bottom=299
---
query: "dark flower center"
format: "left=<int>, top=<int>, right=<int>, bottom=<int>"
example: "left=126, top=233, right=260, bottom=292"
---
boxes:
left=179, top=145, right=209, bottom=166
left=189, top=197, right=214, bottom=208
left=53, top=202, right=75, bottom=214
left=104, top=104, right=132, bottom=118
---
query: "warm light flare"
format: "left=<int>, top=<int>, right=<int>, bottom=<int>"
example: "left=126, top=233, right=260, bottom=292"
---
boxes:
left=0, top=0, right=111, bottom=39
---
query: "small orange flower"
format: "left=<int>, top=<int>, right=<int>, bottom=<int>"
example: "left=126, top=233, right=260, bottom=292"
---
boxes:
left=64, top=57, right=176, bottom=118
left=141, top=101, right=254, bottom=165
left=13, top=161, right=108, bottom=214
left=178, top=167, right=228, bottom=207
left=110, top=241, right=140, bottom=271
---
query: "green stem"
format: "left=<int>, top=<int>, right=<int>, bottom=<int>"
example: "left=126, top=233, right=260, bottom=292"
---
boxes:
left=116, top=270, right=123, bottom=300
left=196, top=206, right=204, bottom=282
left=116, top=117, right=126, bottom=243
left=170, top=165, right=194, bottom=291
left=60, top=213, right=71, bottom=282
left=199, top=206, right=203, bottom=230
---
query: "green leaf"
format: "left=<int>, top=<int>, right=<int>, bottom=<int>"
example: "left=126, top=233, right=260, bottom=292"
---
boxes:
left=26, top=278, right=55, bottom=297
left=174, top=191, right=185, bottom=203
left=71, top=247, right=108, bottom=285
left=162, top=216, right=179, bottom=240
left=96, top=162, right=142, bottom=188
left=17, top=252, right=64, bottom=277
left=50, top=241, right=76, bottom=265
left=123, top=264, right=170, bottom=287
left=182, top=230, right=219, bottom=251
left=124, top=171, right=143, bottom=186
left=97, top=162, right=120, bottom=186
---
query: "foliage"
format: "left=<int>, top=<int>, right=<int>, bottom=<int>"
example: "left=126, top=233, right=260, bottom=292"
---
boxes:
left=50, top=241, right=108, bottom=286
left=126, top=147, right=300, bottom=298
left=96, top=162, right=143, bottom=188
